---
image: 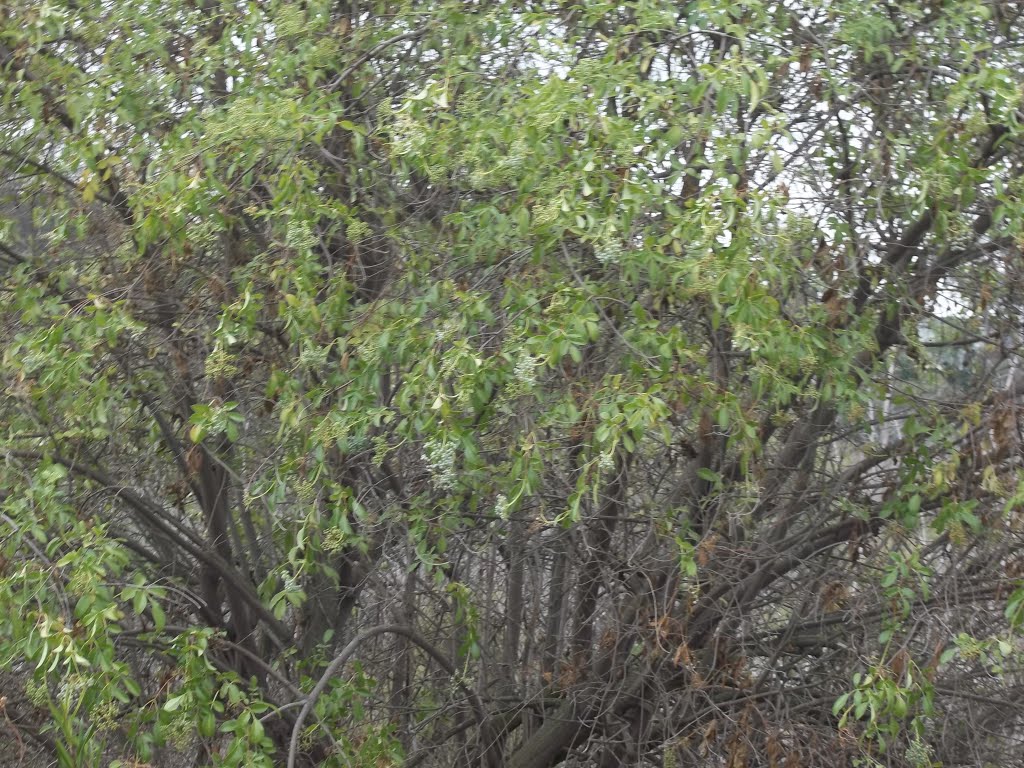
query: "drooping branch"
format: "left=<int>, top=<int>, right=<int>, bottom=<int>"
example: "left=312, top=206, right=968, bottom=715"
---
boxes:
left=5, top=449, right=291, bottom=643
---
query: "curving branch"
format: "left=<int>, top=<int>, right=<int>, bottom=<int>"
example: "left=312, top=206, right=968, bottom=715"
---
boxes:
left=287, top=624, right=490, bottom=768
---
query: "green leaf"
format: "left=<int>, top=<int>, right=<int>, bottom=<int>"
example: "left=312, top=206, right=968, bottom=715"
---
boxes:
left=696, top=467, right=720, bottom=484
left=907, top=494, right=921, bottom=516
left=163, top=694, right=186, bottom=712
left=150, top=601, right=165, bottom=632
left=833, top=692, right=850, bottom=715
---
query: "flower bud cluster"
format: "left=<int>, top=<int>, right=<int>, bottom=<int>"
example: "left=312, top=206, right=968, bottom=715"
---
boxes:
left=595, top=238, right=623, bottom=266
left=422, top=438, right=457, bottom=491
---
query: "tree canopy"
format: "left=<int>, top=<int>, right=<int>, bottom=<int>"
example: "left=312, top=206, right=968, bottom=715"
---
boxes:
left=3, top=1, right=1024, bottom=766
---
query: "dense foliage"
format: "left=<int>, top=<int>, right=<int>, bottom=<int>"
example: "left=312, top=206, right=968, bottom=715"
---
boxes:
left=3, top=1, right=1024, bottom=766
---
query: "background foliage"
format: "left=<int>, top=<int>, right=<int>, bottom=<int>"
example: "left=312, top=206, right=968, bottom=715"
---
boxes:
left=3, top=1, right=1024, bottom=766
